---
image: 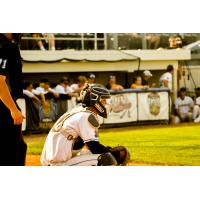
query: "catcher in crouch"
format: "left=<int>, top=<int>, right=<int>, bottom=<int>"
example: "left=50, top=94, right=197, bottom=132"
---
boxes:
left=40, top=84, right=130, bottom=166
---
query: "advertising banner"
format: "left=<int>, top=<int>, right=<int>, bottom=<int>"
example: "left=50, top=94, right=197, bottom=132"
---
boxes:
left=103, top=92, right=137, bottom=124
left=138, top=91, right=169, bottom=121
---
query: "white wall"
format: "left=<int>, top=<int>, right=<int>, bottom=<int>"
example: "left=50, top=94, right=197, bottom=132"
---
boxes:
left=179, top=66, right=200, bottom=91
left=22, top=60, right=178, bottom=73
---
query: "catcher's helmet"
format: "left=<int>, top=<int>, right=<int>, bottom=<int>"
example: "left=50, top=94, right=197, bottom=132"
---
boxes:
left=80, top=84, right=111, bottom=118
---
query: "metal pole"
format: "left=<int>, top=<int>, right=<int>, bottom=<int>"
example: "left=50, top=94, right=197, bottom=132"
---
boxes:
left=48, top=34, right=51, bottom=50
left=141, top=33, right=147, bottom=49
left=81, top=33, right=84, bottom=50
left=113, top=33, right=118, bottom=50
left=104, top=33, right=108, bottom=50
left=94, top=33, right=97, bottom=50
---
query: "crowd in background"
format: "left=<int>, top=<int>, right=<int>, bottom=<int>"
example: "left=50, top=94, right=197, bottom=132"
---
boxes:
left=22, top=66, right=200, bottom=133
left=23, top=73, right=97, bottom=133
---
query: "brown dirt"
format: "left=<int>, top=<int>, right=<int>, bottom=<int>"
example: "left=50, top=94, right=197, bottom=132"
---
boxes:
left=26, top=155, right=41, bottom=166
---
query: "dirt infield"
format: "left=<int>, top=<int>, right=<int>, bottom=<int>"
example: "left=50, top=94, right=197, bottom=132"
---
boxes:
left=26, top=155, right=41, bottom=166
left=25, top=155, right=166, bottom=166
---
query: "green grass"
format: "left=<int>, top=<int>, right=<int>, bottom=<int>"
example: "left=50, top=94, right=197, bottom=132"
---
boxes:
left=25, top=134, right=47, bottom=155
left=24, top=124, right=200, bottom=166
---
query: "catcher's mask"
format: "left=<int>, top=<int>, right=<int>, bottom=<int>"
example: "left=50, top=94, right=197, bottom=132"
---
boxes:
left=80, top=84, right=111, bottom=118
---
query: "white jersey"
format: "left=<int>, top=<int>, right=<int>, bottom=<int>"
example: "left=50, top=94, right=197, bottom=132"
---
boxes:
left=40, top=107, right=99, bottom=165
left=23, top=89, right=43, bottom=98
left=35, top=86, right=46, bottom=94
left=55, top=84, right=73, bottom=94
left=175, top=96, right=194, bottom=114
left=159, top=72, right=172, bottom=90
left=195, top=97, right=200, bottom=105
left=23, top=89, right=35, bottom=98
left=54, top=85, right=66, bottom=94
left=36, top=86, right=57, bottom=94
left=70, top=83, right=87, bottom=92
left=32, top=89, right=41, bottom=96
left=70, top=84, right=78, bottom=92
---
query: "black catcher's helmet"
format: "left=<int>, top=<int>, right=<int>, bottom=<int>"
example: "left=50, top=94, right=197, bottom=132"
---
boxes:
left=80, top=84, right=111, bottom=118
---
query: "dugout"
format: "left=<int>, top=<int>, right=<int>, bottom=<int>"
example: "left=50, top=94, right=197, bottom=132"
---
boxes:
left=19, top=49, right=191, bottom=131
left=21, top=49, right=191, bottom=101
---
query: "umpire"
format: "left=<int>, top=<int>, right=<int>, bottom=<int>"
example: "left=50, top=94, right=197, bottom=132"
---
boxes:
left=0, top=33, right=27, bottom=165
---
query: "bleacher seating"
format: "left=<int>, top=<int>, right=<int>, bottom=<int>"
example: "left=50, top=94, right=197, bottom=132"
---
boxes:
left=20, top=33, right=200, bottom=51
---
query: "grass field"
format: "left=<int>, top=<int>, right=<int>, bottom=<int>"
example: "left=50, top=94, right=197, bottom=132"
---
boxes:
left=24, top=123, right=200, bottom=166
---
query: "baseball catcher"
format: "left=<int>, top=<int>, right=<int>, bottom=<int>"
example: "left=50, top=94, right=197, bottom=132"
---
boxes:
left=40, top=84, right=130, bottom=166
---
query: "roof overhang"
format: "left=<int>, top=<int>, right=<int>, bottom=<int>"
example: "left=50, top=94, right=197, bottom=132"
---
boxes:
left=21, top=49, right=191, bottom=63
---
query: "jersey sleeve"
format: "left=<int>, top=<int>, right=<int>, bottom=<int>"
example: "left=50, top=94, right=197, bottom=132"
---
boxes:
left=36, top=87, right=45, bottom=94
left=175, top=99, right=179, bottom=109
left=49, top=88, right=57, bottom=93
left=196, top=97, right=200, bottom=105
left=163, top=73, right=171, bottom=81
left=23, top=90, right=35, bottom=98
left=189, top=97, right=194, bottom=107
left=55, top=85, right=65, bottom=94
left=32, top=89, right=41, bottom=96
left=78, top=113, right=99, bottom=143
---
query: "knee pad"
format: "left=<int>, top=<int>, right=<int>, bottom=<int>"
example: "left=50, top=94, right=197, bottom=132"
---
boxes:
left=97, top=152, right=118, bottom=166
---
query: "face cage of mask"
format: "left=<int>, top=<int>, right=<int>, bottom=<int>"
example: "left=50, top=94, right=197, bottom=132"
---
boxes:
left=91, top=93, right=111, bottom=118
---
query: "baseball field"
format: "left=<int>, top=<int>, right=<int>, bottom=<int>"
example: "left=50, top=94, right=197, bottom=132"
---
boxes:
left=24, top=123, right=200, bottom=166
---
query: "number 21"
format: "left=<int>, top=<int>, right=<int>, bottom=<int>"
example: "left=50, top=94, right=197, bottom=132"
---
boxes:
left=0, top=59, right=7, bottom=69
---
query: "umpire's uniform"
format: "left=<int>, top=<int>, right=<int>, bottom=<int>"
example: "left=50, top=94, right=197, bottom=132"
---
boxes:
left=0, top=34, right=27, bottom=166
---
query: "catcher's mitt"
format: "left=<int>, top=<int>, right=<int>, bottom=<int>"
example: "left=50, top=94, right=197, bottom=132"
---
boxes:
left=110, top=146, right=130, bottom=166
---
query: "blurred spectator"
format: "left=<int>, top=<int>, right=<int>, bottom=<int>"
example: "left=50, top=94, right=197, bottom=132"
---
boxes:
left=55, top=77, right=73, bottom=94
left=54, top=77, right=74, bottom=119
left=36, top=78, right=59, bottom=98
left=168, top=36, right=177, bottom=49
left=23, top=81, right=46, bottom=105
left=70, top=75, right=87, bottom=93
left=146, top=34, right=160, bottom=49
left=106, top=75, right=124, bottom=90
left=175, top=34, right=183, bottom=48
left=23, top=81, right=40, bottom=102
left=86, top=73, right=96, bottom=85
left=173, top=87, right=194, bottom=124
left=168, top=35, right=183, bottom=49
left=55, top=76, right=77, bottom=98
left=159, top=65, right=174, bottom=91
left=142, top=70, right=155, bottom=87
left=70, top=75, right=87, bottom=105
left=36, top=78, right=58, bottom=122
left=131, top=76, right=148, bottom=89
left=193, top=87, right=200, bottom=123
left=32, top=33, right=55, bottom=51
